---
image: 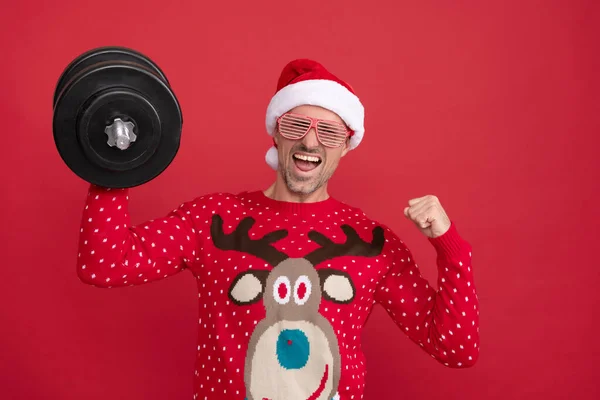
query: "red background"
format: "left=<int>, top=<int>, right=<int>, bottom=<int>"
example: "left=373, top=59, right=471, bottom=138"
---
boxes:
left=1, top=0, right=599, bottom=399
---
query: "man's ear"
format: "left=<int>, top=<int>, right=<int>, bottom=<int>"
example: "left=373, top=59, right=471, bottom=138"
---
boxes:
left=273, top=126, right=281, bottom=146
left=341, top=137, right=351, bottom=157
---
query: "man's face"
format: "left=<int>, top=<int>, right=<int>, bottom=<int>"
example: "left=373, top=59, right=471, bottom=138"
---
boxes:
left=274, top=105, right=351, bottom=195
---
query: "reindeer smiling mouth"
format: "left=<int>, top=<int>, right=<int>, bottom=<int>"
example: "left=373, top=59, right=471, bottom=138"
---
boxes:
left=210, top=215, right=384, bottom=400
left=307, top=364, right=329, bottom=400
left=255, top=364, right=329, bottom=400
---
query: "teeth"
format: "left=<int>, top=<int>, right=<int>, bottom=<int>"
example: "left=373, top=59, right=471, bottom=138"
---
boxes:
left=294, top=154, right=321, bottom=163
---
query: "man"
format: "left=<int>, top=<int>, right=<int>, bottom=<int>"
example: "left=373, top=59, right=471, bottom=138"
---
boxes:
left=76, top=59, right=479, bottom=400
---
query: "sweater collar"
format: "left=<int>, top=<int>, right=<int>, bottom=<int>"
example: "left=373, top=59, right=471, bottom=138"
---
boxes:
left=241, top=190, right=344, bottom=218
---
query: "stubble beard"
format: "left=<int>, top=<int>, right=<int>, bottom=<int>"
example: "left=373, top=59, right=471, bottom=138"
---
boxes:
left=280, top=141, right=339, bottom=195
left=283, top=162, right=337, bottom=196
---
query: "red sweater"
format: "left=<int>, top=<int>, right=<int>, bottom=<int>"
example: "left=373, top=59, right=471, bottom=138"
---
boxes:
left=77, top=184, right=479, bottom=400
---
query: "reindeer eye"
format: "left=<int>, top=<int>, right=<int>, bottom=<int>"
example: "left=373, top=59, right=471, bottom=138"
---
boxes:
left=294, top=275, right=312, bottom=305
left=273, top=276, right=291, bottom=304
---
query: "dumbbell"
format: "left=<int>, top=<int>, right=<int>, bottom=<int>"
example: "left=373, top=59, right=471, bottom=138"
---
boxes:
left=52, top=46, right=183, bottom=188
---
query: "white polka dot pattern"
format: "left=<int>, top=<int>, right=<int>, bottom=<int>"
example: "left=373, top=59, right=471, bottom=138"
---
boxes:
left=76, top=185, right=199, bottom=287
left=76, top=184, right=479, bottom=399
left=373, top=223, right=479, bottom=369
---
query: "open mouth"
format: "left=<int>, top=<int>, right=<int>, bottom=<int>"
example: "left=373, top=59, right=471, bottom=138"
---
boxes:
left=293, top=153, right=322, bottom=173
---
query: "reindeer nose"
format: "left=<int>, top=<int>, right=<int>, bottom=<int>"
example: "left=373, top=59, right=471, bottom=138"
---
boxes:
left=276, top=329, right=309, bottom=370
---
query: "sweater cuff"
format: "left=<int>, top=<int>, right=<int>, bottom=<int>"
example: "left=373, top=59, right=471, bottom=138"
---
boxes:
left=427, top=222, right=469, bottom=260
left=89, top=184, right=129, bottom=196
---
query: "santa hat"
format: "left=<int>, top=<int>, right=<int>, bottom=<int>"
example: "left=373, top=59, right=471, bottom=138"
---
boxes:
left=264, top=59, right=365, bottom=170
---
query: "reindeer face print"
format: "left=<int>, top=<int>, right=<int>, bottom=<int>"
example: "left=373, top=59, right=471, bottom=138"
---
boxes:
left=262, top=259, right=324, bottom=320
left=210, top=215, right=384, bottom=400
left=228, top=259, right=355, bottom=400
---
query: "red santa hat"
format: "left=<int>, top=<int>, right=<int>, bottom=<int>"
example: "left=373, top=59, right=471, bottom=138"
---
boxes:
left=264, top=59, right=365, bottom=170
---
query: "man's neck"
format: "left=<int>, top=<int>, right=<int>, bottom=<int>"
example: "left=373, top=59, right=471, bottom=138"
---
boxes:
left=263, top=178, right=330, bottom=204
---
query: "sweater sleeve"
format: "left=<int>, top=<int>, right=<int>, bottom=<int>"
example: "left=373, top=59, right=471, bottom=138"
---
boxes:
left=374, top=222, right=480, bottom=368
left=75, top=184, right=199, bottom=288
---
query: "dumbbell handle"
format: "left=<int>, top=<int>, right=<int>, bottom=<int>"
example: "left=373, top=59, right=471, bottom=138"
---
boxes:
left=105, top=118, right=137, bottom=150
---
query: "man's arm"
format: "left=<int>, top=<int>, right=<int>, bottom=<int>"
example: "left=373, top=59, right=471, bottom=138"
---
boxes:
left=374, top=222, right=479, bottom=367
left=75, top=184, right=200, bottom=288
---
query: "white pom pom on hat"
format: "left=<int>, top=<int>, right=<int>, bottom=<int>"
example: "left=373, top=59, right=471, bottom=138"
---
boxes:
left=265, top=145, right=279, bottom=170
left=264, top=59, right=365, bottom=170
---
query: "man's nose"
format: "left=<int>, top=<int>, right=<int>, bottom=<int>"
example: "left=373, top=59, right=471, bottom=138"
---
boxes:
left=301, top=127, right=319, bottom=148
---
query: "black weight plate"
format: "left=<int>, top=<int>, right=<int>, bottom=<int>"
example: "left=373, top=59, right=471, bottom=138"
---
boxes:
left=78, top=87, right=162, bottom=172
left=53, top=63, right=182, bottom=188
left=53, top=46, right=170, bottom=109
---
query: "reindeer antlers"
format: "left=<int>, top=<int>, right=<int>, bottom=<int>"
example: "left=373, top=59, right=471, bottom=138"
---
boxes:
left=211, top=215, right=385, bottom=267
left=210, top=215, right=289, bottom=266
left=305, top=225, right=385, bottom=266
